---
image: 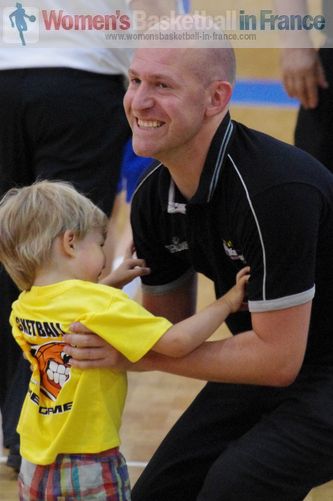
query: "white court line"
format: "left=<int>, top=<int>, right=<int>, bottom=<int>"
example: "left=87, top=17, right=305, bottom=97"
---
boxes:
left=127, top=461, right=147, bottom=468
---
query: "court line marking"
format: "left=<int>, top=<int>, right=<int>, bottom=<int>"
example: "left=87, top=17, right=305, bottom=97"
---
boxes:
left=232, top=79, right=298, bottom=108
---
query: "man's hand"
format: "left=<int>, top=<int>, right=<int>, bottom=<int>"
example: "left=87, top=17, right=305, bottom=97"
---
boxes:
left=280, top=48, right=328, bottom=109
left=63, top=323, right=132, bottom=370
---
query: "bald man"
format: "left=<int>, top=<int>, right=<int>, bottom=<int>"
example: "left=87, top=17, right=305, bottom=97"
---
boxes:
left=65, top=46, right=333, bottom=501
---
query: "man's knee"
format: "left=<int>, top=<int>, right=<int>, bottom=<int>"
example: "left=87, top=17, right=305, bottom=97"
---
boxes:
left=197, top=450, right=310, bottom=501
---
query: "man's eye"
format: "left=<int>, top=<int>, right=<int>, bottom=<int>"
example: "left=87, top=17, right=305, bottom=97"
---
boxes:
left=157, top=82, right=168, bottom=89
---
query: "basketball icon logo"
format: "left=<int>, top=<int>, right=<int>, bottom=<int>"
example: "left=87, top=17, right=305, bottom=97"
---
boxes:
left=3, top=4, right=39, bottom=45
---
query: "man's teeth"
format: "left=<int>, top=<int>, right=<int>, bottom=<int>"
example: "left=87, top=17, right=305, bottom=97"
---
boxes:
left=138, top=119, right=162, bottom=128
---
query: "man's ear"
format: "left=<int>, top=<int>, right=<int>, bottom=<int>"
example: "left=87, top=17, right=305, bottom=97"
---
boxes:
left=205, top=80, right=233, bottom=117
left=61, top=230, right=77, bottom=257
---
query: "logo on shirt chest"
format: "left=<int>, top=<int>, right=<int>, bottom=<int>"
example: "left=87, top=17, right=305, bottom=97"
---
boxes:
left=165, top=236, right=189, bottom=253
left=223, top=240, right=246, bottom=263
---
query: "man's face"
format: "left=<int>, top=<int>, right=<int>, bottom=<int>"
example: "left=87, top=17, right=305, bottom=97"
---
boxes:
left=124, top=49, right=209, bottom=163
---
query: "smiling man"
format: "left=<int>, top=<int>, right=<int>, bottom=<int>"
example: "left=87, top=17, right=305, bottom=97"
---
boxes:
left=65, top=42, right=333, bottom=501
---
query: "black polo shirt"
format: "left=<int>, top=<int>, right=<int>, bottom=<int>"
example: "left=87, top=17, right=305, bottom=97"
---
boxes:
left=131, top=113, right=333, bottom=365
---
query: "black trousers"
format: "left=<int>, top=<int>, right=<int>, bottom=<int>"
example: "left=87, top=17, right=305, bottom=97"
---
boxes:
left=0, top=67, right=130, bottom=447
left=132, top=367, right=333, bottom=501
left=295, top=48, right=333, bottom=173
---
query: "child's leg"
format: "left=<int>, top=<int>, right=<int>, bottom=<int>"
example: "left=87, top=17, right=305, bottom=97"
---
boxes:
left=18, top=448, right=131, bottom=500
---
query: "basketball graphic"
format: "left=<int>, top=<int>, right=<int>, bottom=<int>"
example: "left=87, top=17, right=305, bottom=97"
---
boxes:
left=31, top=342, right=71, bottom=401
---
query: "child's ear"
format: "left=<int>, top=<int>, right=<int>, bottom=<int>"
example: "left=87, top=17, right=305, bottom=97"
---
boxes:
left=62, top=230, right=77, bottom=257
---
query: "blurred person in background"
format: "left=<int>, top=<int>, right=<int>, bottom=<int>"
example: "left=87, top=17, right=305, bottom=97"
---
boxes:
left=276, top=0, right=333, bottom=171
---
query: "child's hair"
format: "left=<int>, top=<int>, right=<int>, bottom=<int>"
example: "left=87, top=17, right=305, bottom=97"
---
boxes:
left=0, top=180, right=108, bottom=290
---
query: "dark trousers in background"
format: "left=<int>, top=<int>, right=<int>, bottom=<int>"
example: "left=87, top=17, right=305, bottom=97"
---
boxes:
left=295, top=48, right=333, bottom=173
left=0, top=269, right=29, bottom=449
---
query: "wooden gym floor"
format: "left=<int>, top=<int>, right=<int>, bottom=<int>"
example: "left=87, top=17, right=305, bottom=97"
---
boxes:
left=1, top=3, right=333, bottom=499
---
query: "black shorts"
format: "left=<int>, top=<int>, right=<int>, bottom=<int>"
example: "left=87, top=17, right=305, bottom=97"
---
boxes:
left=0, top=67, right=130, bottom=214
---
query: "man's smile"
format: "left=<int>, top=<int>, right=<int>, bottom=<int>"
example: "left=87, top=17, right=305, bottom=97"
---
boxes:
left=136, top=118, right=165, bottom=129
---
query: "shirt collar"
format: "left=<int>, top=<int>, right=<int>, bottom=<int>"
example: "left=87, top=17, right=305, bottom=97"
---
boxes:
left=192, top=112, right=234, bottom=204
left=161, top=112, right=234, bottom=213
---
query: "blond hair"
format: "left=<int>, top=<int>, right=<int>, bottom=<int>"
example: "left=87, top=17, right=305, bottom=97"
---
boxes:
left=0, top=180, right=108, bottom=290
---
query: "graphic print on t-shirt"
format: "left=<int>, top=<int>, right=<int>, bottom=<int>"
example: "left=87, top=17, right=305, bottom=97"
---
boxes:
left=30, top=341, right=71, bottom=401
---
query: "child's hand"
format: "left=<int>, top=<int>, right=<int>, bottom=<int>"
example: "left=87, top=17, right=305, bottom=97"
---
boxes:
left=221, top=266, right=250, bottom=313
left=100, top=247, right=150, bottom=289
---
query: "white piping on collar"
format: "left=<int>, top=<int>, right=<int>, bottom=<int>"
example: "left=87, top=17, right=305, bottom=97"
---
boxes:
left=228, top=153, right=267, bottom=301
left=130, top=162, right=162, bottom=202
left=208, top=120, right=234, bottom=202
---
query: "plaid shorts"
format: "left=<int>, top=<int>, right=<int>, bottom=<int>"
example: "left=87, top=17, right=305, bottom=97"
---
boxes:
left=18, top=448, right=131, bottom=500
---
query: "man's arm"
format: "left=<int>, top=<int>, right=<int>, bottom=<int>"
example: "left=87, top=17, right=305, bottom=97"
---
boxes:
left=65, top=299, right=311, bottom=387
left=151, top=267, right=249, bottom=357
left=274, top=0, right=328, bottom=108
left=142, top=272, right=197, bottom=323
left=140, top=301, right=311, bottom=387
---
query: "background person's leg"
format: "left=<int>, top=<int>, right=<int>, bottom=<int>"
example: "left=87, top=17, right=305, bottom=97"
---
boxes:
left=295, top=49, right=333, bottom=173
left=0, top=70, right=34, bottom=471
left=2, top=357, right=31, bottom=472
left=24, top=68, right=130, bottom=216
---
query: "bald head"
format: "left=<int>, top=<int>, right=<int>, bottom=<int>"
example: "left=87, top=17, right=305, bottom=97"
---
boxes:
left=183, top=48, right=236, bottom=87
left=132, top=47, right=236, bottom=89
left=144, top=15, right=236, bottom=87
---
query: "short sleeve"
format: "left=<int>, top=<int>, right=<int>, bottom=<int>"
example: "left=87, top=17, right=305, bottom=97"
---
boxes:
left=80, top=289, right=172, bottom=362
left=131, top=177, right=194, bottom=293
left=237, top=183, right=321, bottom=312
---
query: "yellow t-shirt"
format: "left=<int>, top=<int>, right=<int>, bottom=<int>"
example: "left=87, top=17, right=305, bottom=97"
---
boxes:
left=10, top=280, right=172, bottom=465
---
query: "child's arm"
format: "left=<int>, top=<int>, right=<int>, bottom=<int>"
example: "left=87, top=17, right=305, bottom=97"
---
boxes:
left=151, top=267, right=250, bottom=357
left=100, top=248, right=150, bottom=289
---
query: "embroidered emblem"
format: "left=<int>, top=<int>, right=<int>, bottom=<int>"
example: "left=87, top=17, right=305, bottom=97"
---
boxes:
left=223, top=240, right=246, bottom=263
left=165, top=237, right=189, bottom=253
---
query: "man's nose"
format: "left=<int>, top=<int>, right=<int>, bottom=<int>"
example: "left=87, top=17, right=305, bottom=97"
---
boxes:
left=131, top=83, right=155, bottom=110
